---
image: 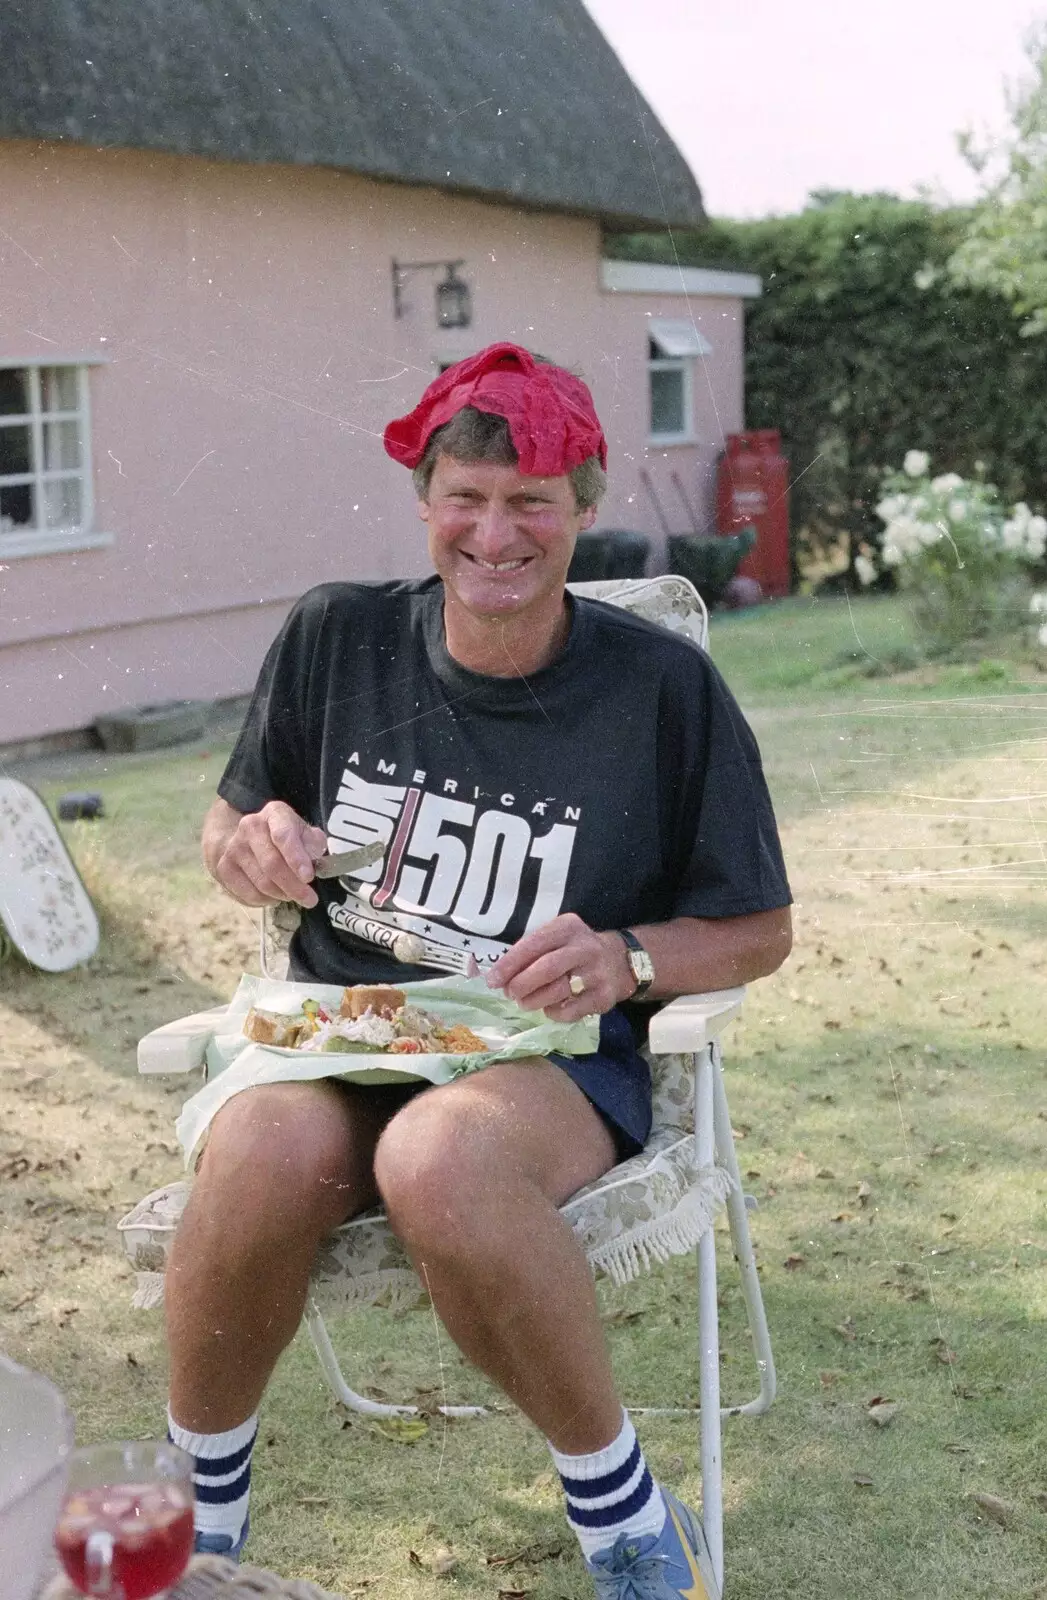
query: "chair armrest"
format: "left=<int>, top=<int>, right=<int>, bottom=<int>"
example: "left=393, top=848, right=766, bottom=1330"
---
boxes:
left=646, top=987, right=747, bottom=1055
left=137, top=1005, right=229, bottom=1075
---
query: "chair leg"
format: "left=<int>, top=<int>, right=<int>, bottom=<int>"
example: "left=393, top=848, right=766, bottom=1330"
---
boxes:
left=627, top=1048, right=724, bottom=1593
left=304, top=1299, right=488, bottom=1419
left=695, top=1046, right=725, bottom=1595
left=711, top=1054, right=777, bottom=1417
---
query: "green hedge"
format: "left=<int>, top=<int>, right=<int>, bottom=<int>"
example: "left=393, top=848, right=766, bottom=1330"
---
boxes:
left=608, top=193, right=1047, bottom=576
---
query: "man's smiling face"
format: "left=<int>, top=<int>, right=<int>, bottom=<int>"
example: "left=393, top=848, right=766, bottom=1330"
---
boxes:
left=419, top=453, right=597, bottom=626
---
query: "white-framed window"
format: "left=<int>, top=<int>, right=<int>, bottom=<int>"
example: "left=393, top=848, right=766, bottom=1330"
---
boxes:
left=0, top=363, right=109, bottom=559
left=646, top=320, right=712, bottom=445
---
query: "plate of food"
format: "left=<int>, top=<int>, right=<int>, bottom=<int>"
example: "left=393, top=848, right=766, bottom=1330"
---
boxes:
left=175, top=973, right=599, bottom=1163
left=240, top=983, right=492, bottom=1058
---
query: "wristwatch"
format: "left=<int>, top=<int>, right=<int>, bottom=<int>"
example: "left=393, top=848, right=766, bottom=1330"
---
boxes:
left=616, top=928, right=655, bottom=1002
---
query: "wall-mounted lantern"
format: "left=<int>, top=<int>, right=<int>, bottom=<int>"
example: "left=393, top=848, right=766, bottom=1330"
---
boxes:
left=391, top=258, right=472, bottom=329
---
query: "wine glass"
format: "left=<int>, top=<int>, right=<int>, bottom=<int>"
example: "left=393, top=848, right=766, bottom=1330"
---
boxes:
left=53, top=1442, right=194, bottom=1600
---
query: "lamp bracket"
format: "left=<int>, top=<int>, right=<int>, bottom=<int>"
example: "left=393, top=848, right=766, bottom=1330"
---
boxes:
left=392, top=258, right=466, bottom=320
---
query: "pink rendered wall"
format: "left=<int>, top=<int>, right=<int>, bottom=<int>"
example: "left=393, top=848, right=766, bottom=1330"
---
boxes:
left=0, top=141, right=744, bottom=743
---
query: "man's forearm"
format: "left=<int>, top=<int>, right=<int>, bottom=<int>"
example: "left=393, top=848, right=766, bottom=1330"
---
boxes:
left=618, top=907, right=792, bottom=1003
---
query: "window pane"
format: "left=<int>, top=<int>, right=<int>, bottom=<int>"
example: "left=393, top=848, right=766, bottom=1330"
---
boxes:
left=40, top=366, right=78, bottom=413
left=43, top=420, right=81, bottom=471
left=650, top=367, right=685, bottom=437
left=0, top=369, right=30, bottom=416
left=44, top=477, right=82, bottom=529
left=0, top=424, right=32, bottom=476
left=0, top=483, right=34, bottom=528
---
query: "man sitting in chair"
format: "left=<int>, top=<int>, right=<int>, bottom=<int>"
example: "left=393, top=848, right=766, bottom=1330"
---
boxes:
left=169, top=342, right=792, bottom=1597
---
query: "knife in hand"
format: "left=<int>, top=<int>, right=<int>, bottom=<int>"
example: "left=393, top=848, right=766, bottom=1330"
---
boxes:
left=311, top=839, right=385, bottom=879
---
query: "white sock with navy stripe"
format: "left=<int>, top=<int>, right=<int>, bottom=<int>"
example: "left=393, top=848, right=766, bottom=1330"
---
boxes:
left=167, top=1409, right=257, bottom=1543
left=549, top=1411, right=666, bottom=1559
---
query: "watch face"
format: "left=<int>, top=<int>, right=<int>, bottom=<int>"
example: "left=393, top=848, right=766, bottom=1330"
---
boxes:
left=629, top=949, right=655, bottom=984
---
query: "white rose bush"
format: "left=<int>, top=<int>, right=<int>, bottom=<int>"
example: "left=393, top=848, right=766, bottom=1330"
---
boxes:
left=864, top=454, right=1047, bottom=655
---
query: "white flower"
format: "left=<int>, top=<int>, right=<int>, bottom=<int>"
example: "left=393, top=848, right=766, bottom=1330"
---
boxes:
left=877, top=511, right=944, bottom=564
left=904, top=450, right=930, bottom=478
left=931, top=473, right=963, bottom=494
left=854, top=553, right=876, bottom=587
left=1030, top=592, right=1047, bottom=615
left=1001, top=505, right=1047, bottom=558
left=947, top=498, right=968, bottom=524
left=876, top=494, right=910, bottom=522
left=1039, top=622, right=1047, bottom=648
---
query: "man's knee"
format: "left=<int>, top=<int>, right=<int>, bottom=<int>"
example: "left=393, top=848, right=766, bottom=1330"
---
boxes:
left=194, top=1083, right=357, bottom=1231
left=374, top=1093, right=501, bottom=1252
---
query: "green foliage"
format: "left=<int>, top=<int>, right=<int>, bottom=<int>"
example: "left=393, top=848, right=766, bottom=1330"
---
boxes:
left=948, top=26, right=1047, bottom=336
left=609, top=193, right=1047, bottom=574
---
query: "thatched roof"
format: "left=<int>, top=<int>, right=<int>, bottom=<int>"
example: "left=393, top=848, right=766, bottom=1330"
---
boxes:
left=0, top=0, right=705, bottom=228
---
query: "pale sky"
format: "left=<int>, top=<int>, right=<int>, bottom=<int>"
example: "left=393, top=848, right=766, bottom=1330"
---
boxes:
left=582, top=0, right=1044, bottom=218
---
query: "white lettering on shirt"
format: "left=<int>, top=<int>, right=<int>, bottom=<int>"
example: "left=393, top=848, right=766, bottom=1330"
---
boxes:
left=394, top=793, right=476, bottom=916
left=326, top=768, right=406, bottom=882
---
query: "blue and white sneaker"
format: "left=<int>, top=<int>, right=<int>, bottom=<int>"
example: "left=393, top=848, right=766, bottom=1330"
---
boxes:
left=586, top=1492, right=719, bottom=1600
left=194, top=1515, right=249, bottom=1560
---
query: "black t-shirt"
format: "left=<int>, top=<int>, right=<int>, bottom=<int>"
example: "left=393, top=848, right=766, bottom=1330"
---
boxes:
left=219, top=579, right=791, bottom=997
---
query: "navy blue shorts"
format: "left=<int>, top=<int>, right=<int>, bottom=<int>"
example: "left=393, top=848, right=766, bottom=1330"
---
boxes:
left=548, top=1005, right=652, bottom=1161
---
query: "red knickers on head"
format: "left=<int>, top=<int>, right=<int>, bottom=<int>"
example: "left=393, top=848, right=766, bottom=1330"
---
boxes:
left=383, top=342, right=607, bottom=478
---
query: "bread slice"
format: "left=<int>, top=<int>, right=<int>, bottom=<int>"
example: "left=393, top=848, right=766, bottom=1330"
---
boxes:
left=340, top=984, right=407, bottom=1020
left=242, top=1007, right=304, bottom=1048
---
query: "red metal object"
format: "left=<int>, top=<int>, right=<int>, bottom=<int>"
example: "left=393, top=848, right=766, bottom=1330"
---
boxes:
left=715, top=430, right=791, bottom=598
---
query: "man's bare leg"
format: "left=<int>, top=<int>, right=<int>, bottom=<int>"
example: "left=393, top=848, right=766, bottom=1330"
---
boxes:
left=374, top=1058, right=623, bottom=1455
left=376, top=1063, right=721, bottom=1597
left=166, top=1079, right=409, bottom=1432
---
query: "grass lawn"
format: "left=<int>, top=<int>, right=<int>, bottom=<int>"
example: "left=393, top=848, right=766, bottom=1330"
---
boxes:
left=2, top=594, right=1046, bottom=1598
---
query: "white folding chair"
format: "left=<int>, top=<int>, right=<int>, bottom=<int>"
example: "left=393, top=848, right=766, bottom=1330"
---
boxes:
left=119, top=576, right=776, bottom=1596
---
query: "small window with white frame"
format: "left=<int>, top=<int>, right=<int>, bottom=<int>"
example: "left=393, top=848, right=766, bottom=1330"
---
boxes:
left=646, top=320, right=712, bottom=445
left=0, top=363, right=105, bottom=558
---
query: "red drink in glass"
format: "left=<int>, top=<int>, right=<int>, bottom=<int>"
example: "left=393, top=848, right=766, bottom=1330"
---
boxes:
left=56, top=1465, right=194, bottom=1600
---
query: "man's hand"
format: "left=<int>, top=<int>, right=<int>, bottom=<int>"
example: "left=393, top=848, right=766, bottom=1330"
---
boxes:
left=486, top=913, right=633, bottom=1022
left=486, top=905, right=794, bottom=1023
left=203, top=798, right=328, bottom=909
